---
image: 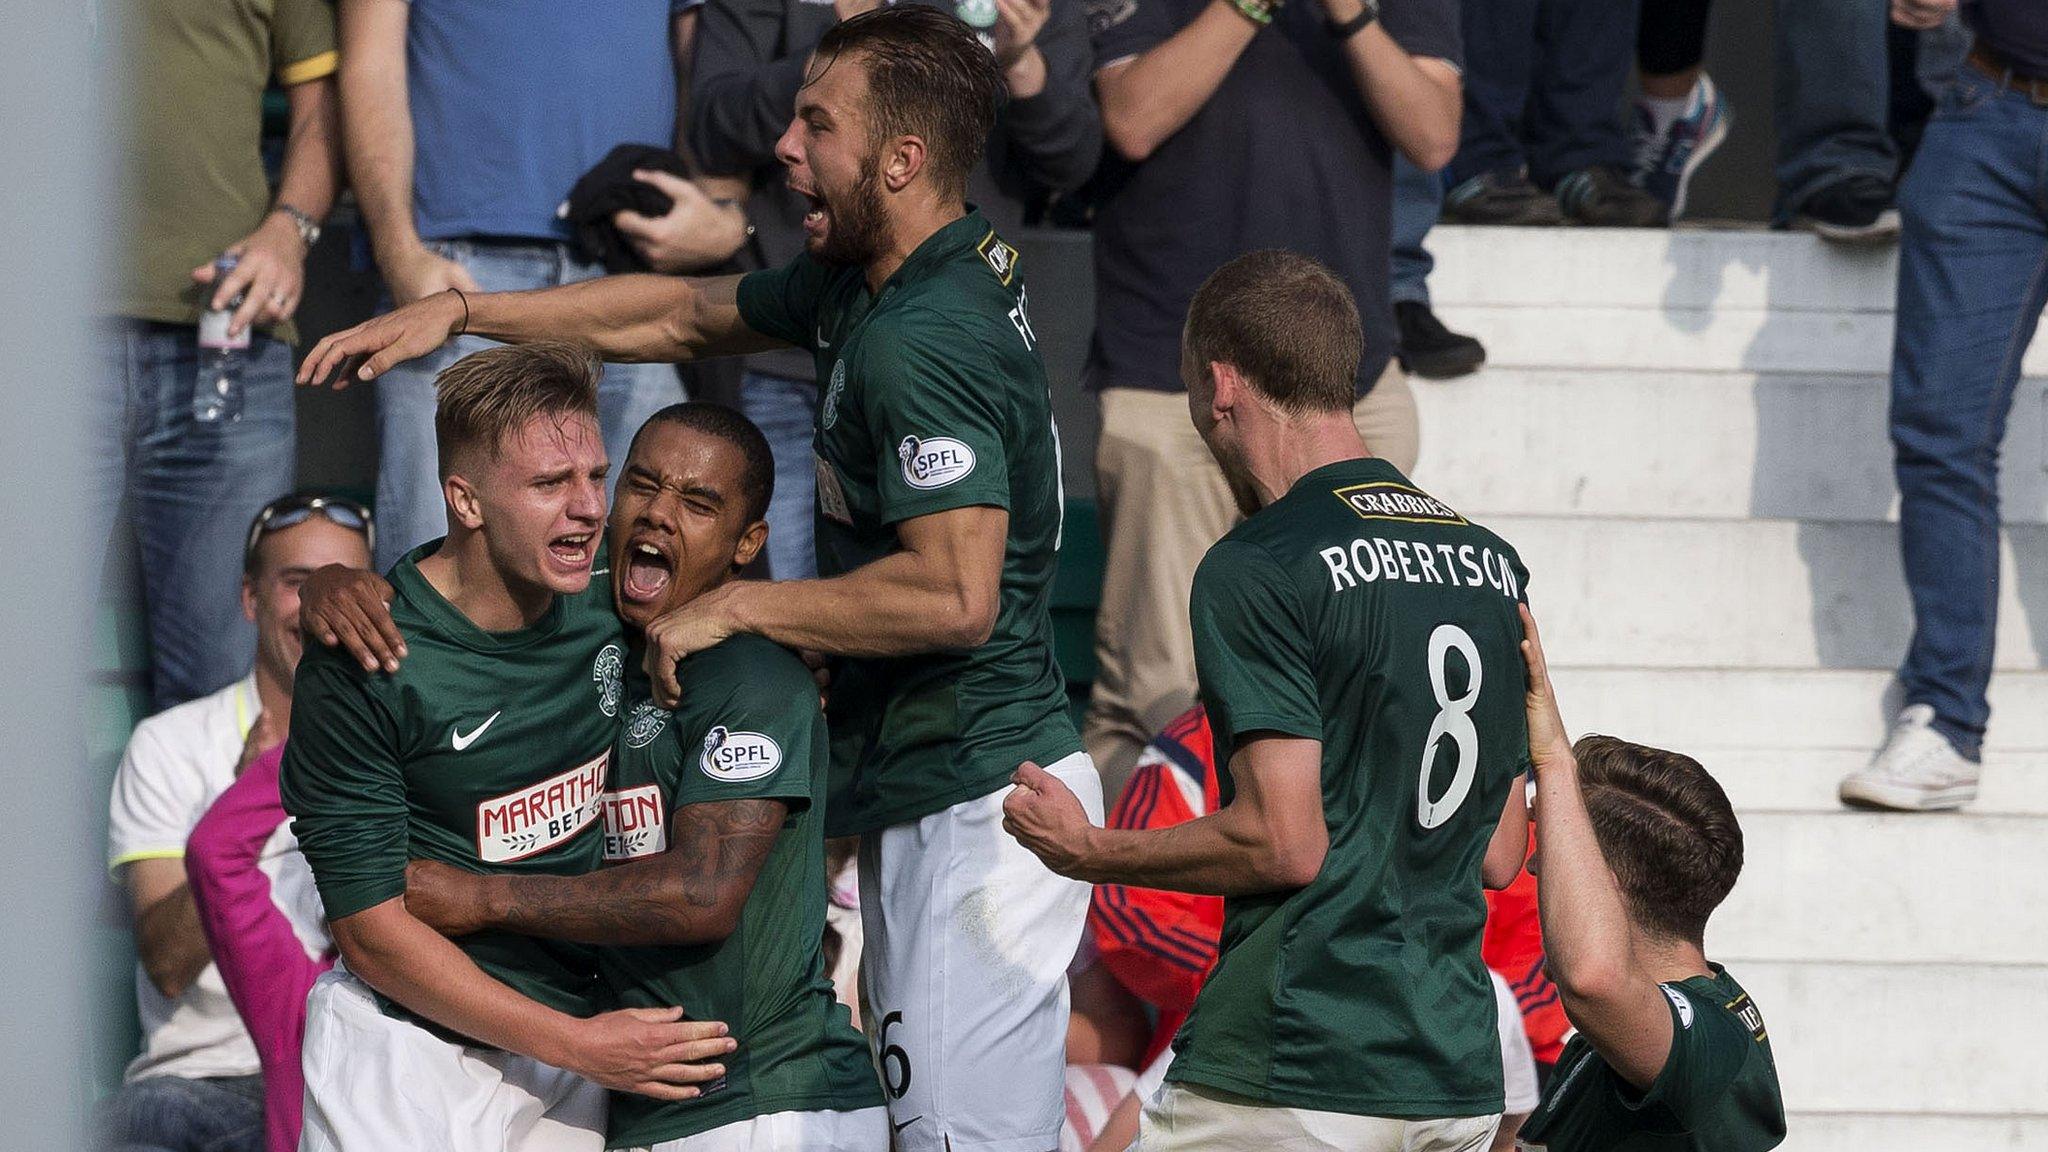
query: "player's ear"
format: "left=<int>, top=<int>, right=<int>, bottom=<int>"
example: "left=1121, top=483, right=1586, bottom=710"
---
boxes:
left=241, top=572, right=260, bottom=625
left=731, top=519, right=769, bottom=571
left=884, top=134, right=924, bottom=193
left=444, top=473, right=485, bottom=531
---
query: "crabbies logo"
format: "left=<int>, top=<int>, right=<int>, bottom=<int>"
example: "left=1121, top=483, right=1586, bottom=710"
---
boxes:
left=823, top=359, right=847, bottom=430
left=624, top=700, right=670, bottom=749
left=475, top=751, right=610, bottom=863
left=1331, top=481, right=1467, bottom=526
left=593, top=644, right=624, bottom=717
left=898, top=435, right=976, bottom=490
left=700, top=726, right=783, bottom=782
left=601, top=783, right=667, bottom=860
left=977, top=230, right=1020, bottom=286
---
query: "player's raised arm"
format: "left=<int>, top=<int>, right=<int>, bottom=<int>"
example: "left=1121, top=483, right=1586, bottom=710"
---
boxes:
left=1518, top=606, right=1675, bottom=1088
left=403, top=797, right=788, bottom=947
left=297, top=272, right=785, bottom=389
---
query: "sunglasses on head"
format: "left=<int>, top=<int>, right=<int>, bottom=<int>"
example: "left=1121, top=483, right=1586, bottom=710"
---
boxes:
left=245, top=494, right=376, bottom=566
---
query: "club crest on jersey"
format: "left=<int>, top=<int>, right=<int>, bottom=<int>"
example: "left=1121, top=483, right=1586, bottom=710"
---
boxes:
left=1332, top=481, right=1467, bottom=526
left=976, top=229, right=1019, bottom=286
left=601, top=783, right=667, bottom=860
left=899, top=435, right=976, bottom=490
left=593, top=644, right=624, bottom=717
left=822, top=359, right=846, bottom=430
left=624, top=700, right=670, bottom=749
left=475, top=751, right=610, bottom=863
left=700, top=725, right=783, bottom=782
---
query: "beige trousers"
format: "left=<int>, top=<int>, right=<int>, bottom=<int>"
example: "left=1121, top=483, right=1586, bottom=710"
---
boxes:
left=1081, top=366, right=1419, bottom=799
left=1135, top=1083, right=1500, bottom=1152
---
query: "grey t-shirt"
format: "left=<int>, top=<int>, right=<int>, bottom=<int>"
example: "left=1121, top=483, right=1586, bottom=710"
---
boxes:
left=1967, top=0, right=2048, bottom=75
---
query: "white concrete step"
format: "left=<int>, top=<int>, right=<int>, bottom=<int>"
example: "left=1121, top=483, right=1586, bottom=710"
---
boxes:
left=1736, top=960, right=2048, bottom=1116
left=1707, top=750, right=2047, bottom=816
left=1409, top=368, right=2048, bottom=525
left=1711, top=812, right=2048, bottom=966
left=1493, top=515, right=2048, bottom=671
left=1780, top=1114, right=2048, bottom=1152
left=1546, top=668, right=2048, bottom=751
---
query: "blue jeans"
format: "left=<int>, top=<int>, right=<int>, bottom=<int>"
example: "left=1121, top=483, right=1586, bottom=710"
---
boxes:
left=1392, top=156, right=1442, bottom=307
left=738, top=370, right=819, bottom=580
left=93, top=321, right=296, bottom=710
left=372, top=240, right=687, bottom=570
left=1449, top=0, right=1636, bottom=188
left=99, top=1073, right=264, bottom=1152
left=1774, top=0, right=1897, bottom=221
left=1889, top=66, right=2048, bottom=760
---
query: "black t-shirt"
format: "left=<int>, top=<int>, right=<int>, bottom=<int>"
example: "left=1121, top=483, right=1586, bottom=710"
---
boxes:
left=1967, top=0, right=2048, bottom=75
left=1084, top=0, right=1460, bottom=397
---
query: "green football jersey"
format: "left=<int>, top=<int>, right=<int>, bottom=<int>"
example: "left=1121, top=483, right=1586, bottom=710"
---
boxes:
left=282, top=543, right=625, bottom=1027
left=735, top=211, right=1079, bottom=835
left=1517, top=967, right=1786, bottom=1151
left=1171, top=457, right=1532, bottom=1118
left=600, top=636, right=881, bottom=1148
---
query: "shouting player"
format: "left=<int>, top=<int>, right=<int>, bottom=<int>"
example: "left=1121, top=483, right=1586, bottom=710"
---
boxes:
left=296, top=9, right=1098, bottom=1148
left=281, top=346, right=733, bottom=1152
left=1003, top=250, right=1532, bottom=1152
left=1511, top=609, right=1786, bottom=1151
left=389, top=403, right=887, bottom=1150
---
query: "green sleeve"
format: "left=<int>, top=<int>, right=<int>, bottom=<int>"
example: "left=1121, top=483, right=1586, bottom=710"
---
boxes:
left=735, top=254, right=834, bottom=348
left=1191, top=540, right=1321, bottom=750
left=279, top=649, right=410, bottom=921
left=270, top=0, right=338, bottom=84
left=665, top=641, right=818, bottom=811
left=1621, top=985, right=1753, bottom=1132
left=861, top=312, right=1014, bottom=525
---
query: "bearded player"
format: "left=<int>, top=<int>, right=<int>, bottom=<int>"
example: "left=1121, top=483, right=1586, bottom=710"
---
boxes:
left=280, top=346, right=733, bottom=1152
left=296, top=11, right=1097, bottom=1148
left=1004, top=251, right=1532, bottom=1152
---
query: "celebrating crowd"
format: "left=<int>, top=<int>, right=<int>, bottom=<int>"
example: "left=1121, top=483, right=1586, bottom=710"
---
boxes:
left=94, top=0, right=2048, bottom=1149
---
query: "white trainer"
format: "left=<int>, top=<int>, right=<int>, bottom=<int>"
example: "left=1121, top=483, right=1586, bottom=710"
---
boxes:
left=1838, top=704, right=1980, bottom=812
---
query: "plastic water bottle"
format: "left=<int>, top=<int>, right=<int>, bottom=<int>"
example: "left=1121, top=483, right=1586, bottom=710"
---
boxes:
left=194, top=254, right=248, bottom=424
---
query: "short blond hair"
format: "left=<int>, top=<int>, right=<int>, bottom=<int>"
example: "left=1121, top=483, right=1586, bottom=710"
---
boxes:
left=433, top=342, right=602, bottom=480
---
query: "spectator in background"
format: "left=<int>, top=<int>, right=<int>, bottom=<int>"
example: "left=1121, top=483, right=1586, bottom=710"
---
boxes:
left=100, top=495, right=373, bottom=1152
left=1442, top=0, right=1665, bottom=227
left=1630, top=0, right=1731, bottom=222
left=1840, top=0, right=2047, bottom=812
left=96, top=0, right=341, bottom=711
left=690, top=0, right=1102, bottom=581
left=1392, top=158, right=1487, bottom=380
left=1080, top=0, right=1457, bottom=795
left=1776, top=0, right=1900, bottom=241
left=336, top=0, right=750, bottom=569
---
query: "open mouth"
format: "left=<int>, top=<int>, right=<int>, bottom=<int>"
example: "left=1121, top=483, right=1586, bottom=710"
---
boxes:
left=795, top=186, right=829, bottom=233
left=548, top=532, right=594, bottom=571
left=621, top=540, right=674, bottom=604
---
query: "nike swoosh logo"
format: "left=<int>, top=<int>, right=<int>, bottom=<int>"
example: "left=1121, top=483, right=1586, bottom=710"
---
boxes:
left=891, top=1116, right=922, bottom=1135
left=452, top=712, right=500, bottom=751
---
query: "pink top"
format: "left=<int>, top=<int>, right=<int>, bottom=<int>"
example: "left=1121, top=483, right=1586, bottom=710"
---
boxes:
left=185, top=743, right=333, bottom=1152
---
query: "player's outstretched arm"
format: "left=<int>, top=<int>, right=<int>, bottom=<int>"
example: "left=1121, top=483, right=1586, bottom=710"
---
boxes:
left=640, top=505, right=1006, bottom=706
left=404, top=798, right=787, bottom=947
left=1482, top=772, right=1530, bottom=890
left=1003, top=737, right=1327, bottom=895
left=296, top=273, right=785, bottom=389
left=1519, top=606, right=1674, bottom=1088
left=300, top=564, right=407, bottom=673
left=331, top=898, right=737, bottom=1099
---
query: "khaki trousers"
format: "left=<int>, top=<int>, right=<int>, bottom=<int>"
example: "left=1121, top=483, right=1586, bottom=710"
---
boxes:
left=1081, top=366, right=1419, bottom=798
left=1136, top=1083, right=1500, bottom=1152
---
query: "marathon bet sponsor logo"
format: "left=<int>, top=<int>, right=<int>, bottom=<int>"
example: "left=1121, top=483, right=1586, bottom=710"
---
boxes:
left=815, top=454, right=853, bottom=525
left=593, top=643, right=624, bottom=717
left=822, top=359, right=846, bottom=429
left=601, top=783, right=667, bottom=861
left=624, top=700, right=670, bottom=749
left=1660, top=984, right=1696, bottom=1029
left=1317, top=537, right=1521, bottom=600
left=1332, top=481, right=1467, bottom=526
left=701, top=725, right=783, bottom=782
left=898, top=435, right=976, bottom=490
left=475, top=751, right=610, bottom=863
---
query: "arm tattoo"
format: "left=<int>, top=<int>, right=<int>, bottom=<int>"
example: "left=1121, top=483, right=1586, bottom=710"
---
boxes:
left=487, top=798, right=787, bottom=947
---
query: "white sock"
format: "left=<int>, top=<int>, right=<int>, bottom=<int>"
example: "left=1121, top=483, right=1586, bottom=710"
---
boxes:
left=1636, top=77, right=1707, bottom=137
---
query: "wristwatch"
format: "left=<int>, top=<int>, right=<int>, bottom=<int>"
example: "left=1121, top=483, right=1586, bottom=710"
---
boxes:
left=272, top=202, right=322, bottom=250
left=1327, top=0, right=1378, bottom=39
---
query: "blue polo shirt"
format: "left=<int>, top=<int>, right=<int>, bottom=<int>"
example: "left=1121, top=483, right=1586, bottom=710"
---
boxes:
left=1967, top=0, right=2048, bottom=75
left=406, top=0, right=694, bottom=242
